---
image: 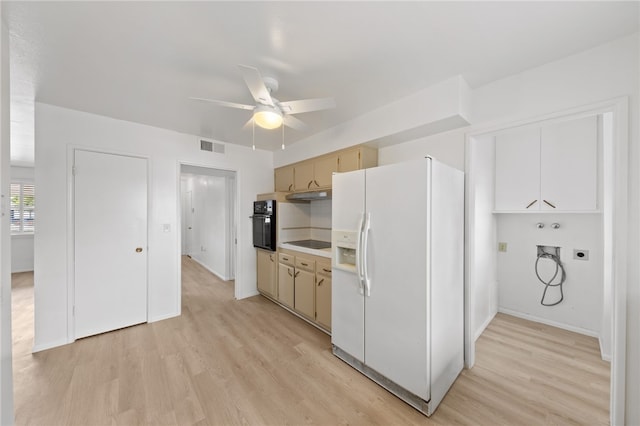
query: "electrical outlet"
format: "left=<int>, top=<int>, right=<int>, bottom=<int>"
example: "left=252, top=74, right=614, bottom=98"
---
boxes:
left=573, top=249, right=589, bottom=260
left=498, top=242, right=507, bottom=252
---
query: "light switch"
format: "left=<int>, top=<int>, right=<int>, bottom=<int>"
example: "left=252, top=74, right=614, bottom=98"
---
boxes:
left=162, top=223, right=171, bottom=233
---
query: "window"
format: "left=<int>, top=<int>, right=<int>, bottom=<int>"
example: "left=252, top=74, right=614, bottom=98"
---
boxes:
left=11, top=182, right=35, bottom=234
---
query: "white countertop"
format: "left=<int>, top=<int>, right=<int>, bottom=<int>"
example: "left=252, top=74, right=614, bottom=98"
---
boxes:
left=279, top=243, right=332, bottom=259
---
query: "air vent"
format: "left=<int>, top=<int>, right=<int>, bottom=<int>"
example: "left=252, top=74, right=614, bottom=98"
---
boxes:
left=213, top=142, right=225, bottom=154
left=200, top=140, right=225, bottom=154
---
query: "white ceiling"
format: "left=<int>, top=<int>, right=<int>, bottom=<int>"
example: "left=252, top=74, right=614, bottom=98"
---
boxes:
left=4, top=1, right=638, bottom=165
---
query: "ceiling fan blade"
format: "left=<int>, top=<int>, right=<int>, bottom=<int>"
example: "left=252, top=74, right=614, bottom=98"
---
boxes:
left=242, top=116, right=254, bottom=130
left=238, top=64, right=274, bottom=106
left=278, top=97, right=336, bottom=115
left=283, top=115, right=309, bottom=131
left=189, top=97, right=254, bottom=111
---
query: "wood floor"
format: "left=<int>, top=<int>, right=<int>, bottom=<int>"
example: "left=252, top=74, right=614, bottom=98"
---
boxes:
left=12, top=257, right=609, bottom=425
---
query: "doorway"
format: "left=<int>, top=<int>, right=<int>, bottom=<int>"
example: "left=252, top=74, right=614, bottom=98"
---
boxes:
left=179, top=164, right=237, bottom=283
left=465, top=98, right=628, bottom=424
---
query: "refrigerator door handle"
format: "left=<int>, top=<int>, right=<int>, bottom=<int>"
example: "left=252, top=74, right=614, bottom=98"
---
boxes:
left=363, top=212, right=371, bottom=296
left=356, top=212, right=365, bottom=295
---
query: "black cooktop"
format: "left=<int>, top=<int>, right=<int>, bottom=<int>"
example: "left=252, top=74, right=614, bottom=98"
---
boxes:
left=286, top=239, right=331, bottom=250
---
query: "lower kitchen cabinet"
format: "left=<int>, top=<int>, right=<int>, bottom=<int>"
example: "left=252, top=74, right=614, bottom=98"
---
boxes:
left=315, top=261, right=332, bottom=331
left=278, top=262, right=294, bottom=309
left=256, top=249, right=277, bottom=298
left=294, top=269, right=315, bottom=319
left=267, top=248, right=333, bottom=333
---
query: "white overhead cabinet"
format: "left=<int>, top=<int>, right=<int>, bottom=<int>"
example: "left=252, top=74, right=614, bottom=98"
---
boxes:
left=494, top=115, right=598, bottom=212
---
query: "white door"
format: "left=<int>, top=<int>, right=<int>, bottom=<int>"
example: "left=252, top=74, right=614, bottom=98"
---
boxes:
left=364, top=159, right=430, bottom=400
left=494, top=127, right=541, bottom=211
left=331, top=169, right=366, bottom=362
left=540, top=115, right=598, bottom=211
left=74, top=150, right=148, bottom=339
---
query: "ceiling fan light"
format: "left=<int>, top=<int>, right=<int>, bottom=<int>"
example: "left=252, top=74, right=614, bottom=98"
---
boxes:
left=253, top=106, right=283, bottom=129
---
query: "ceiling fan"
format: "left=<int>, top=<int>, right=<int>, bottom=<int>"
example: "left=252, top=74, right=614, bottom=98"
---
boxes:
left=191, top=65, right=336, bottom=131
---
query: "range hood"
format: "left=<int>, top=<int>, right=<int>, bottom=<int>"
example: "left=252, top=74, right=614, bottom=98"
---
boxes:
left=285, top=189, right=332, bottom=201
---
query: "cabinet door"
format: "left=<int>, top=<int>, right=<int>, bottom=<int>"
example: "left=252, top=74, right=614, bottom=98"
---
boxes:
left=294, top=162, right=314, bottom=191
left=314, top=156, right=338, bottom=188
left=294, top=269, right=315, bottom=319
left=540, top=116, right=597, bottom=211
left=278, top=263, right=294, bottom=308
left=338, top=149, right=360, bottom=173
left=494, top=128, right=541, bottom=211
left=257, top=250, right=276, bottom=297
left=275, top=166, right=294, bottom=192
left=315, top=268, right=332, bottom=331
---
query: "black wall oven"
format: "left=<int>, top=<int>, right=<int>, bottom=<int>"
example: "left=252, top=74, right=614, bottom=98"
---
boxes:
left=252, top=200, right=276, bottom=251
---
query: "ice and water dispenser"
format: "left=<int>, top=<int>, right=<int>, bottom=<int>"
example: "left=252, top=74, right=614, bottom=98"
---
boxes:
left=332, top=230, right=358, bottom=272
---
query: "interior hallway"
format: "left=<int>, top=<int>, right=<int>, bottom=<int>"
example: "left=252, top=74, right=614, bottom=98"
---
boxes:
left=10, top=257, right=609, bottom=425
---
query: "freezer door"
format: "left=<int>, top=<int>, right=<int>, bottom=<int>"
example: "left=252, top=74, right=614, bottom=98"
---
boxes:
left=364, top=159, right=430, bottom=400
left=331, top=170, right=366, bottom=361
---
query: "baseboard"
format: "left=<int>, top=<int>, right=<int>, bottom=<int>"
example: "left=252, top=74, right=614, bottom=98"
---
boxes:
left=498, top=307, right=599, bottom=338
left=598, top=335, right=612, bottom=362
left=11, top=267, right=34, bottom=274
left=32, top=337, right=72, bottom=353
left=148, top=311, right=180, bottom=323
left=189, top=256, right=229, bottom=281
left=474, top=310, right=497, bottom=341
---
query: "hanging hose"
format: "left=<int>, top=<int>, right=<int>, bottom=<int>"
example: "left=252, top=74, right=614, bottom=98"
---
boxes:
left=535, top=249, right=566, bottom=306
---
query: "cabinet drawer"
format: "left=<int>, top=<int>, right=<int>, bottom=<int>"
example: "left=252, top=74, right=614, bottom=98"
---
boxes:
left=295, top=256, right=315, bottom=272
left=279, top=253, right=295, bottom=266
left=317, top=262, right=332, bottom=277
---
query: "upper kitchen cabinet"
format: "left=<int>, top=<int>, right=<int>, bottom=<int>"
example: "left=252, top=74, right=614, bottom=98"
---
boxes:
left=274, top=145, right=378, bottom=193
left=274, top=165, right=294, bottom=192
left=314, top=155, right=339, bottom=188
left=494, top=115, right=598, bottom=212
left=338, top=147, right=378, bottom=173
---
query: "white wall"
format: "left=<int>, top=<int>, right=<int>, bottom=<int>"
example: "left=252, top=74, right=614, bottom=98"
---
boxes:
left=378, top=128, right=466, bottom=171
left=497, top=213, right=603, bottom=334
left=0, top=11, right=14, bottom=424
left=185, top=173, right=231, bottom=280
left=274, top=75, right=470, bottom=167
left=11, top=166, right=34, bottom=272
left=34, top=103, right=273, bottom=352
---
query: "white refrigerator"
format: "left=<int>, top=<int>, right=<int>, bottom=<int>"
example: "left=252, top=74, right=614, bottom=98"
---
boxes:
left=331, top=157, right=464, bottom=416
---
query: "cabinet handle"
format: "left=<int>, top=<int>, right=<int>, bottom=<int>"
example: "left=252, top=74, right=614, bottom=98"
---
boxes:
left=307, top=180, right=313, bottom=189
left=301, top=262, right=308, bottom=266
left=282, top=257, right=289, bottom=261
left=269, top=255, right=274, bottom=262
left=294, top=271, right=300, bottom=278
left=313, top=180, right=320, bottom=187
left=525, top=200, right=538, bottom=209
left=318, top=278, right=325, bottom=286
left=322, top=268, right=331, bottom=273
left=288, top=184, right=293, bottom=191
left=543, top=199, right=556, bottom=208
left=287, top=269, right=293, bottom=277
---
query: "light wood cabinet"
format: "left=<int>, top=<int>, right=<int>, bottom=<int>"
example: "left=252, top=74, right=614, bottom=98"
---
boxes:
left=294, top=255, right=316, bottom=319
left=277, top=263, right=294, bottom=309
left=495, top=115, right=598, bottom=212
left=293, top=162, right=315, bottom=191
left=272, top=249, right=332, bottom=332
left=294, top=269, right=315, bottom=319
left=274, top=166, right=294, bottom=192
left=274, top=145, right=377, bottom=193
left=313, top=155, right=338, bottom=188
left=315, top=261, right=332, bottom=331
left=256, top=249, right=277, bottom=298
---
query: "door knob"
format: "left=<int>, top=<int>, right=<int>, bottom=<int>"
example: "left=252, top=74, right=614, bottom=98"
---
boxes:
left=135, top=247, right=143, bottom=253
